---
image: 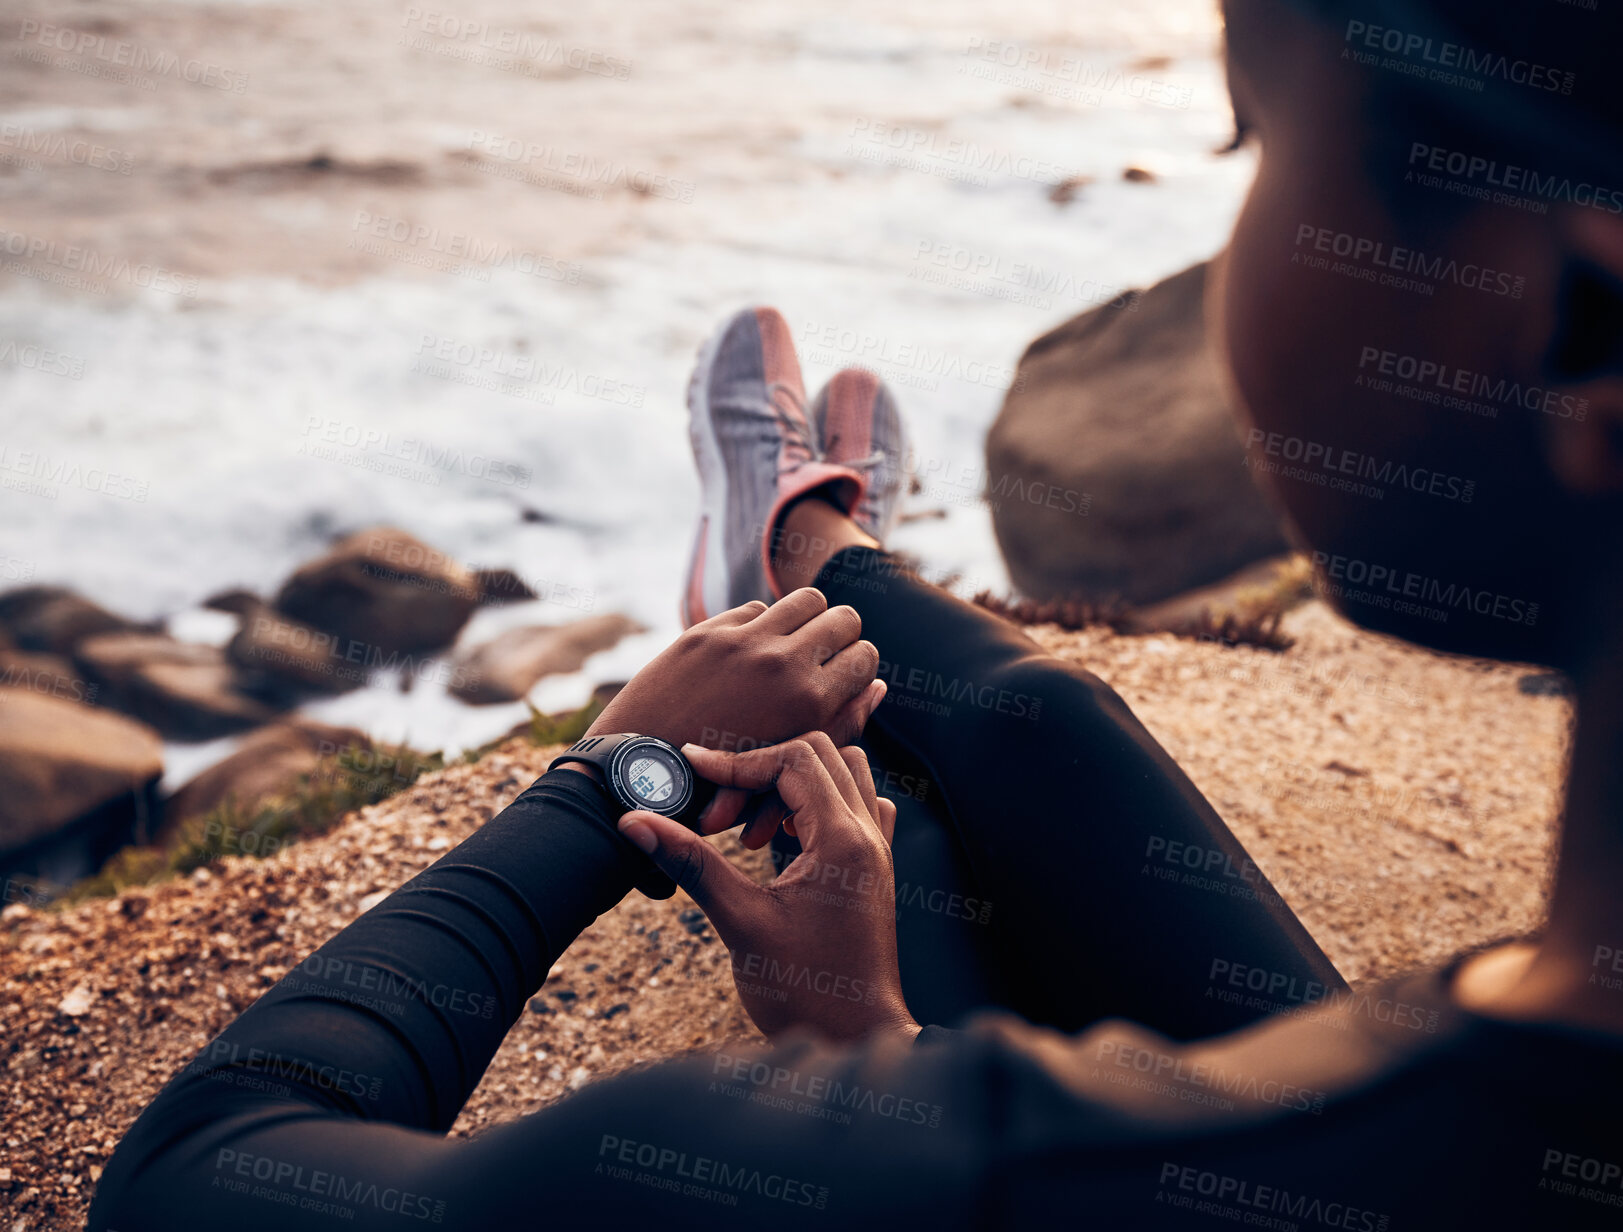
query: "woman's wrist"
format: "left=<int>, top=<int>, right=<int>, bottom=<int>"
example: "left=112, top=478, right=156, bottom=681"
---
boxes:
left=554, top=760, right=604, bottom=788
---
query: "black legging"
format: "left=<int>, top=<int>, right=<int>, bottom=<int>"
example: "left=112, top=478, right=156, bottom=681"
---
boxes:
left=88, top=547, right=1345, bottom=1231
left=797, top=547, right=1343, bottom=1038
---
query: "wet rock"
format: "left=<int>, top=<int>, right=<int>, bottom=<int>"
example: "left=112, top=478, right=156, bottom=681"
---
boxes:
left=450, top=613, right=643, bottom=704
left=0, top=587, right=149, bottom=655
left=0, top=688, right=163, bottom=882
left=201, top=588, right=262, bottom=617
left=985, top=259, right=1288, bottom=605
left=226, top=601, right=365, bottom=696
left=161, top=721, right=371, bottom=843
left=472, top=567, right=539, bottom=605
left=275, top=527, right=480, bottom=655
left=1048, top=174, right=1092, bottom=205
left=0, top=648, right=99, bottom=706
left=73, top=632, right=278, bottom=739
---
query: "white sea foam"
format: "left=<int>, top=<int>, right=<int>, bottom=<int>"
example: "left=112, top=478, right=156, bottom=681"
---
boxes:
left=0, top=0, right=1250, bottom=773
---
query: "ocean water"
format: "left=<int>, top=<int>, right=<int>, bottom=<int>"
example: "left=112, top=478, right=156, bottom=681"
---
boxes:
left=0, top=0, right=1253, bottom=786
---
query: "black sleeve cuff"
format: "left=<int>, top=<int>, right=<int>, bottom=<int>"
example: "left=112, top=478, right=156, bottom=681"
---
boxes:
left=529, top=767, right=678, bottom=900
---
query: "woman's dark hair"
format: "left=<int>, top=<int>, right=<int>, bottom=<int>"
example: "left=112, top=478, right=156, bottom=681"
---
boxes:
left=1282, top=0, right=1622, bottom=182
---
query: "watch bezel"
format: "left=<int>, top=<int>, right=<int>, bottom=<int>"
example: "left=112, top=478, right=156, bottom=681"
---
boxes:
left=606, top=736, right=695, bottom=818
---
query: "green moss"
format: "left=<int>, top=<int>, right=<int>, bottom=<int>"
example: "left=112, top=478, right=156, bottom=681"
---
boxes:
left=57, top=741, right=446, bottom=906
left=972, top=554, right=1317, bottom=652
left=52, top=699, right=607, bottom=908
left=524, top=696, right=605, bottom=748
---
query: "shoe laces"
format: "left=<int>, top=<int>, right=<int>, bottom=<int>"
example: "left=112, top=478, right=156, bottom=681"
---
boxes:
left=821, top=428, right=888, bottom=480
left=768, top=380, right=822, bottom=469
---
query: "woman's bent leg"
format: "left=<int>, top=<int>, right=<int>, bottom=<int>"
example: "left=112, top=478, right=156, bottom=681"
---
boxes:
left=816, top=546, right=1347, bottom=1040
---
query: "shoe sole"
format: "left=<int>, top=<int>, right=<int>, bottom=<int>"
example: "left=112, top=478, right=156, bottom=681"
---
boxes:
left=681, top=321, right=733, bottom=627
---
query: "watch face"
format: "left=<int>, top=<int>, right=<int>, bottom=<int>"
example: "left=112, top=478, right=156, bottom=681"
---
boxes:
left=619, top=743, right=687, bottom=812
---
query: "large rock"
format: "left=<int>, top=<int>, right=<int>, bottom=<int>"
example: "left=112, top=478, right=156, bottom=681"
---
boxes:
left=226, top=602, right=366, bottom=696
left=275, top=527, right=480, bottom=655
left=985, top=259, right=1289, bottom=605
left=0, top=688, right=164, bottom=882
left=472, top=567, right=539, bottom=605
left=450, top=614, right=643, bottom=704
left=73, top=632, right=278, bottom=739
left=201, top=587, right=263, bottom=617
left=161, top=720, right=370, bottom=844
left=0, top=648, right=99, bottom=707
left=0, top=586, right=149, bottom=654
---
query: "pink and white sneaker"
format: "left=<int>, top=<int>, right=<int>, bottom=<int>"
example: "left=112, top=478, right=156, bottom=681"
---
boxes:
left=809, top=368, right=909, bottom=542
left=681, top=307, right=865, bottom=627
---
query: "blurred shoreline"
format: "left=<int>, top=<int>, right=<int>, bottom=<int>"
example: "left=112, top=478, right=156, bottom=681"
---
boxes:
left=0, top=0, right=1247, bottom=768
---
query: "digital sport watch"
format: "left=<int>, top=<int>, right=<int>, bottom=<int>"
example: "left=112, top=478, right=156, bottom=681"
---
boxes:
left=548, top=733, right=713, bottom=830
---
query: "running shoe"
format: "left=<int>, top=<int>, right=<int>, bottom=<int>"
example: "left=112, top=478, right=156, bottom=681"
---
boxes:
left=809, top=367, right=909, bottom=542
left=681, top=306, right=864, bottom=627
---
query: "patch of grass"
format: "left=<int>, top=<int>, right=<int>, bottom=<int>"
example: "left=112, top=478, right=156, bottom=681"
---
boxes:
left=1175, top=607, right=1294, bottom=652
left=1167, top=556, right=1315, bottom=651
left=58, top=741, right=445, bottom=906
left=971, top=556, right=1316, bottom=652
left=971, top=590, right=1134, bottom=633
left=1233, top=554, right=1316, bottom=617
left=57, top=847, right=168, bottom=904
left=51, top=697, right=614, bottom=907
left=523, top=696, right=605, bottom=747
left=457, top=696, right=606, bottom=765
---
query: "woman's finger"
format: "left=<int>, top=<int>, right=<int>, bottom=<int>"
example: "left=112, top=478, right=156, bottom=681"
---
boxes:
left=683, top=735, right=852, bottom=850
left=839, top=745, right=882, bottom=835
left=876, top=797, right=897, bottom=846
left=697, top=786, right=750, bottom=835
left=794, top=604, right=862, bottom=663
left=752, top=586, right=828, bottom=635
left=825, top=679, right=887, bottom=747
left=800, top=730, right=869, bottom=818
left=695, top=598, right=769, bottom=629
left=617, top=812, right=761, bottom=938
left=738, top=795, right=794, bottom=850
left=820, top=639, right=881, bottom=706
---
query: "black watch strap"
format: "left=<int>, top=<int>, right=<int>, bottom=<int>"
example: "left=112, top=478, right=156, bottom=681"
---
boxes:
left=548, top=732, right=640, bottom=786
left=548, top=733, right=712, bottom=829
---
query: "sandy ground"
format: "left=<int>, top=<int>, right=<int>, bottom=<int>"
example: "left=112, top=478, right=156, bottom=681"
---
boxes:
left=0, top=600, right=1572, bottom=1230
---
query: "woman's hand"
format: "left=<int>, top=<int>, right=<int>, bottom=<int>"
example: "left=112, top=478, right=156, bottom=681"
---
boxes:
left=585, top=586, right=881, bottom=768
left=617, top=734, right=920, bottom=1046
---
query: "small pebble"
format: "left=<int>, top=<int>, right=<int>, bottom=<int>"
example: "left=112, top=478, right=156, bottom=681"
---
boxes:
left=58, top=986, right=94, bottom=1018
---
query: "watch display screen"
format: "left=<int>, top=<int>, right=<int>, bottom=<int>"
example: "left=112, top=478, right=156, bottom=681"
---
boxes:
left=624, top=751, right=679, bottom=806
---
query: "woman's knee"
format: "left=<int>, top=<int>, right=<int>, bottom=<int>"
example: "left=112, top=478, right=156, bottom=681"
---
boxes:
left=985, top=653, right=1125, bottom=729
